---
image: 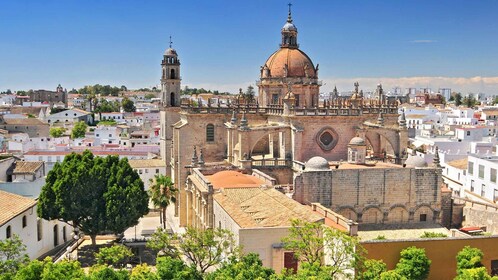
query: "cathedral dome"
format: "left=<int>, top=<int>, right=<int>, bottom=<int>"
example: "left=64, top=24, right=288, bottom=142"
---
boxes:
left=282, top=21, right=297, bottom=31
left=263, top=48, right=316, bottom=78
left=305, top=156, right=330, bottom=171
left=405, top=155, right=428, bottom=168
left=349, top=137, right=366, bottom=146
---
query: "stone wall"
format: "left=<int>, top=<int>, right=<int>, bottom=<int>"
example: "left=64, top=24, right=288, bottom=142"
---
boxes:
left=294, top=166, right=442, bottom=224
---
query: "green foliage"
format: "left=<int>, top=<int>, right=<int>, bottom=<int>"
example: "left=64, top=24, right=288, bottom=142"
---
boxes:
left=50, top=108, right=66, bottom=115
left=97, top=120, right=117, bottom=126
left=181, top=86, right=229, bottom=95
left=455, top=267, right=497, bottom=280
left=156, top=256, right=202, bottom=280
left=39, top=259, right=85, bottom=280
left=87, top=265, right=130, bottom=280
left=77, top=84, right=121, bottom=97
left=419, top=232, right=447, bottom=238
left=95, top=245, right=133, bottom=267
left=71, top=121, right=87, bottom=139
left=179, top=227, right=239, bottom=273
left=37, top=150, right=149, bottom=245
left=0, top=235, right=29, bottom=276
left=462, top=94, right=477, bottom=108
left=130, top=264, right=158, bottom=280
left=455, top=93, right=463, bottom=106
left=144, top=93, right=156, bottom=100
left=375, top=235, right=387, bottom=240
left=380, top=270, right=407, bottom=280
left=456, top=246, right=484, bottom=276
left=205, top=253, right=275, bottom=280
left=281, top=219, right=325, bottom=265
left=146, top=227, right=178, bottom=258
left=14, top=259, right=46, bottom=280
left=49, top=127, right=66, bottom=138
left=394, top=246, right=431, bottom=280
left=94, top=99, right=120, bottom=113
left=148, top=174, right=177, bottom=229
left=27, top=114, right=36, bottom=118
left=358, top=259, right=388, bottom=280
left=121, top=97, right=136, bottom=112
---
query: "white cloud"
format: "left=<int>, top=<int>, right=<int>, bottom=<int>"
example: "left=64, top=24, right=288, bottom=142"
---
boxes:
left=321, top=76, right=498, bottom=94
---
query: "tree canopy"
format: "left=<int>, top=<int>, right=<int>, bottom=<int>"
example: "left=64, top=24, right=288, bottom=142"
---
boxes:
left=49, top=127, right=66, bottom=138
left=394, top=246, right=431, bottom=280
left=0, top=235, right=29, bottom=277
left=148, top=174, right=177, bottom=229
left=121, top=97, right=136, bottom=113
left=71, top=121, right=88, bottom=139
left=37, top=150, right=149, bottom=244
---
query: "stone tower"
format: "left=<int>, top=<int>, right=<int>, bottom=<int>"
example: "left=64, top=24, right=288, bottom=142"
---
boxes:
left=161, top=37, right=181, bottom=107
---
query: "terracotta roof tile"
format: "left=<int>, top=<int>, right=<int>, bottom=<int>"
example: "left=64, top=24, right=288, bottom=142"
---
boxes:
left=128, top=159, right=165, bottom=168
left=213, top=187, right=322, bottom=228
left=0, top=190, right=36, bottom=226
left=13, top=161, right=44, bottom=174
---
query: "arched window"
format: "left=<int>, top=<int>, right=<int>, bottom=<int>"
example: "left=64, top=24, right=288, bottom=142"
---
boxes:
left=22, top=215, right=27, bottom=228
left=206, top=124, right=215, bottom=142
left=170, top=69, right=176, bottom=79
left=170, top=92, right=175, bottom=107
left=37, top=219, right=42, bottom=241
left=6, top=225, right=11, bottom=239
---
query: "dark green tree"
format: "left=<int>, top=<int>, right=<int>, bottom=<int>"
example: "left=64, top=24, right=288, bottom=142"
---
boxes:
left=71, top=121, right=87, bottom=139
left=87, top=265, right=130, bottom=280
left=39, top=259, right=86, bottom=280
left=13, top=258, right=46, bottom=280
left=394, top=246, right=431, bottom=280
left=0, top=235, right=29, bottom=277
left=37, top=150, right=149, bottom=245
left=205, top=253, right=275, bottom=280
left=454, top=93, right=463, bottom=106
left=121, top=97, right=136, bottom=113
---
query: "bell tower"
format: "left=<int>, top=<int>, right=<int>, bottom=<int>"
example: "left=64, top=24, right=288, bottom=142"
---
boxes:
left=161, top=36, right=181, bottom=107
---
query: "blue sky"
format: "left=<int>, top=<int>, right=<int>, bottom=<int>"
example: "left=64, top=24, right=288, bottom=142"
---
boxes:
left=2, top=0, right=498, bottom=94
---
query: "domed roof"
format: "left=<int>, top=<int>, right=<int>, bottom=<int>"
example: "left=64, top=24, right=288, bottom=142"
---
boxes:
left=263, top=48, right=316, bottom=78
left=165, top=48, right=177, bottom=56
left=282, top=21, right=297, bottom=31
left=405, top=155, right=428, bottom=168
left=305, top=156, right=330, bottom=171
left=349, top=137, right=366, bottom=146
left=206, top=171, right=264, bottom=189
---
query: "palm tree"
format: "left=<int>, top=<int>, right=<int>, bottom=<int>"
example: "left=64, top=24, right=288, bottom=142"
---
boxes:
left=149, top=174, right=178, bottom=229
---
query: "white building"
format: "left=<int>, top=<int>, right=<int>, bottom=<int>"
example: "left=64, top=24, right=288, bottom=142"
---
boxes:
left=128, top=159, right=166, bottom=191
left=46, top=108, right=92, bottom=125
left=93, top=125, right=121, bottom=146
left=466, top=154, right=498, bottom=202
left=0, top=190, right=73, bottom=259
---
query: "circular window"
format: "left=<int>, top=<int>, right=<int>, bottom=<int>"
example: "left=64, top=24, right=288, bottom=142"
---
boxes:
left=320, top=132, right=333, bottom=146
left=316, top=127, right=339, bottom=151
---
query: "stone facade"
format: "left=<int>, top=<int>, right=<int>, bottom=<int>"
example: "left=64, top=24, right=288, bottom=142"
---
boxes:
left=293, top=162, right=442, bottom=224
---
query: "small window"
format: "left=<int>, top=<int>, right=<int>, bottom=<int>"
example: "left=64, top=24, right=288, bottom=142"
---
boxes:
left=156, top=169, right=159, bottom=174
left=420, top=214, right=427, bottom=222
left=22, top=215, right=27, bottom=228
left=145, top=169, right=148, bottom=174
left=468, top=162, right=474, bottom=175
left=6, top=225, right=11, bottom=238
left=466, top=131, right=471, bottom=136
left=492, top=168, right=497, bottom=183
left=206, top=124, right=215, bottom=142
left=482, top=185, right=486, bottom=197
left=139, top=170, right=143, bottom=174
left=479, top=165, right=485, bottom=179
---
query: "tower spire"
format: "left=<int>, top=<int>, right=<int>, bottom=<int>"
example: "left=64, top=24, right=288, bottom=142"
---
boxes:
left=287, top=3, right=293, bottom=22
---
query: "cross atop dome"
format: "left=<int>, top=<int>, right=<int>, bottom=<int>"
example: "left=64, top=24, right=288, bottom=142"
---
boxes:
left=169, top=35, right=173, bottom=48
left=281, top=3, right=298, bottom=48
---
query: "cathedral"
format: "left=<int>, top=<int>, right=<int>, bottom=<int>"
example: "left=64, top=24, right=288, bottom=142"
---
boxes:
left=159, top=7, right=442, bottom=229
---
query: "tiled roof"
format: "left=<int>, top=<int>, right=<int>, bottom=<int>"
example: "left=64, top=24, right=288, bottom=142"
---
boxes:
left=128, top=159, right=166, bottom=168
left=0, top=190, right=36, bottom=226
left=10, top=107, right=45, bottom=115
left=4, top=118, right=47, bottom=125
left=13, top=161, right=44, bottom=174
left=213, top=187, right=323, bottom=228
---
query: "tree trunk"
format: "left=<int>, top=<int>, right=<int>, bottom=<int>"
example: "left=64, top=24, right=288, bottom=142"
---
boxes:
left=162, top=207, right=167, bottom=229
left=91, top=234, right=97, bottom=246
